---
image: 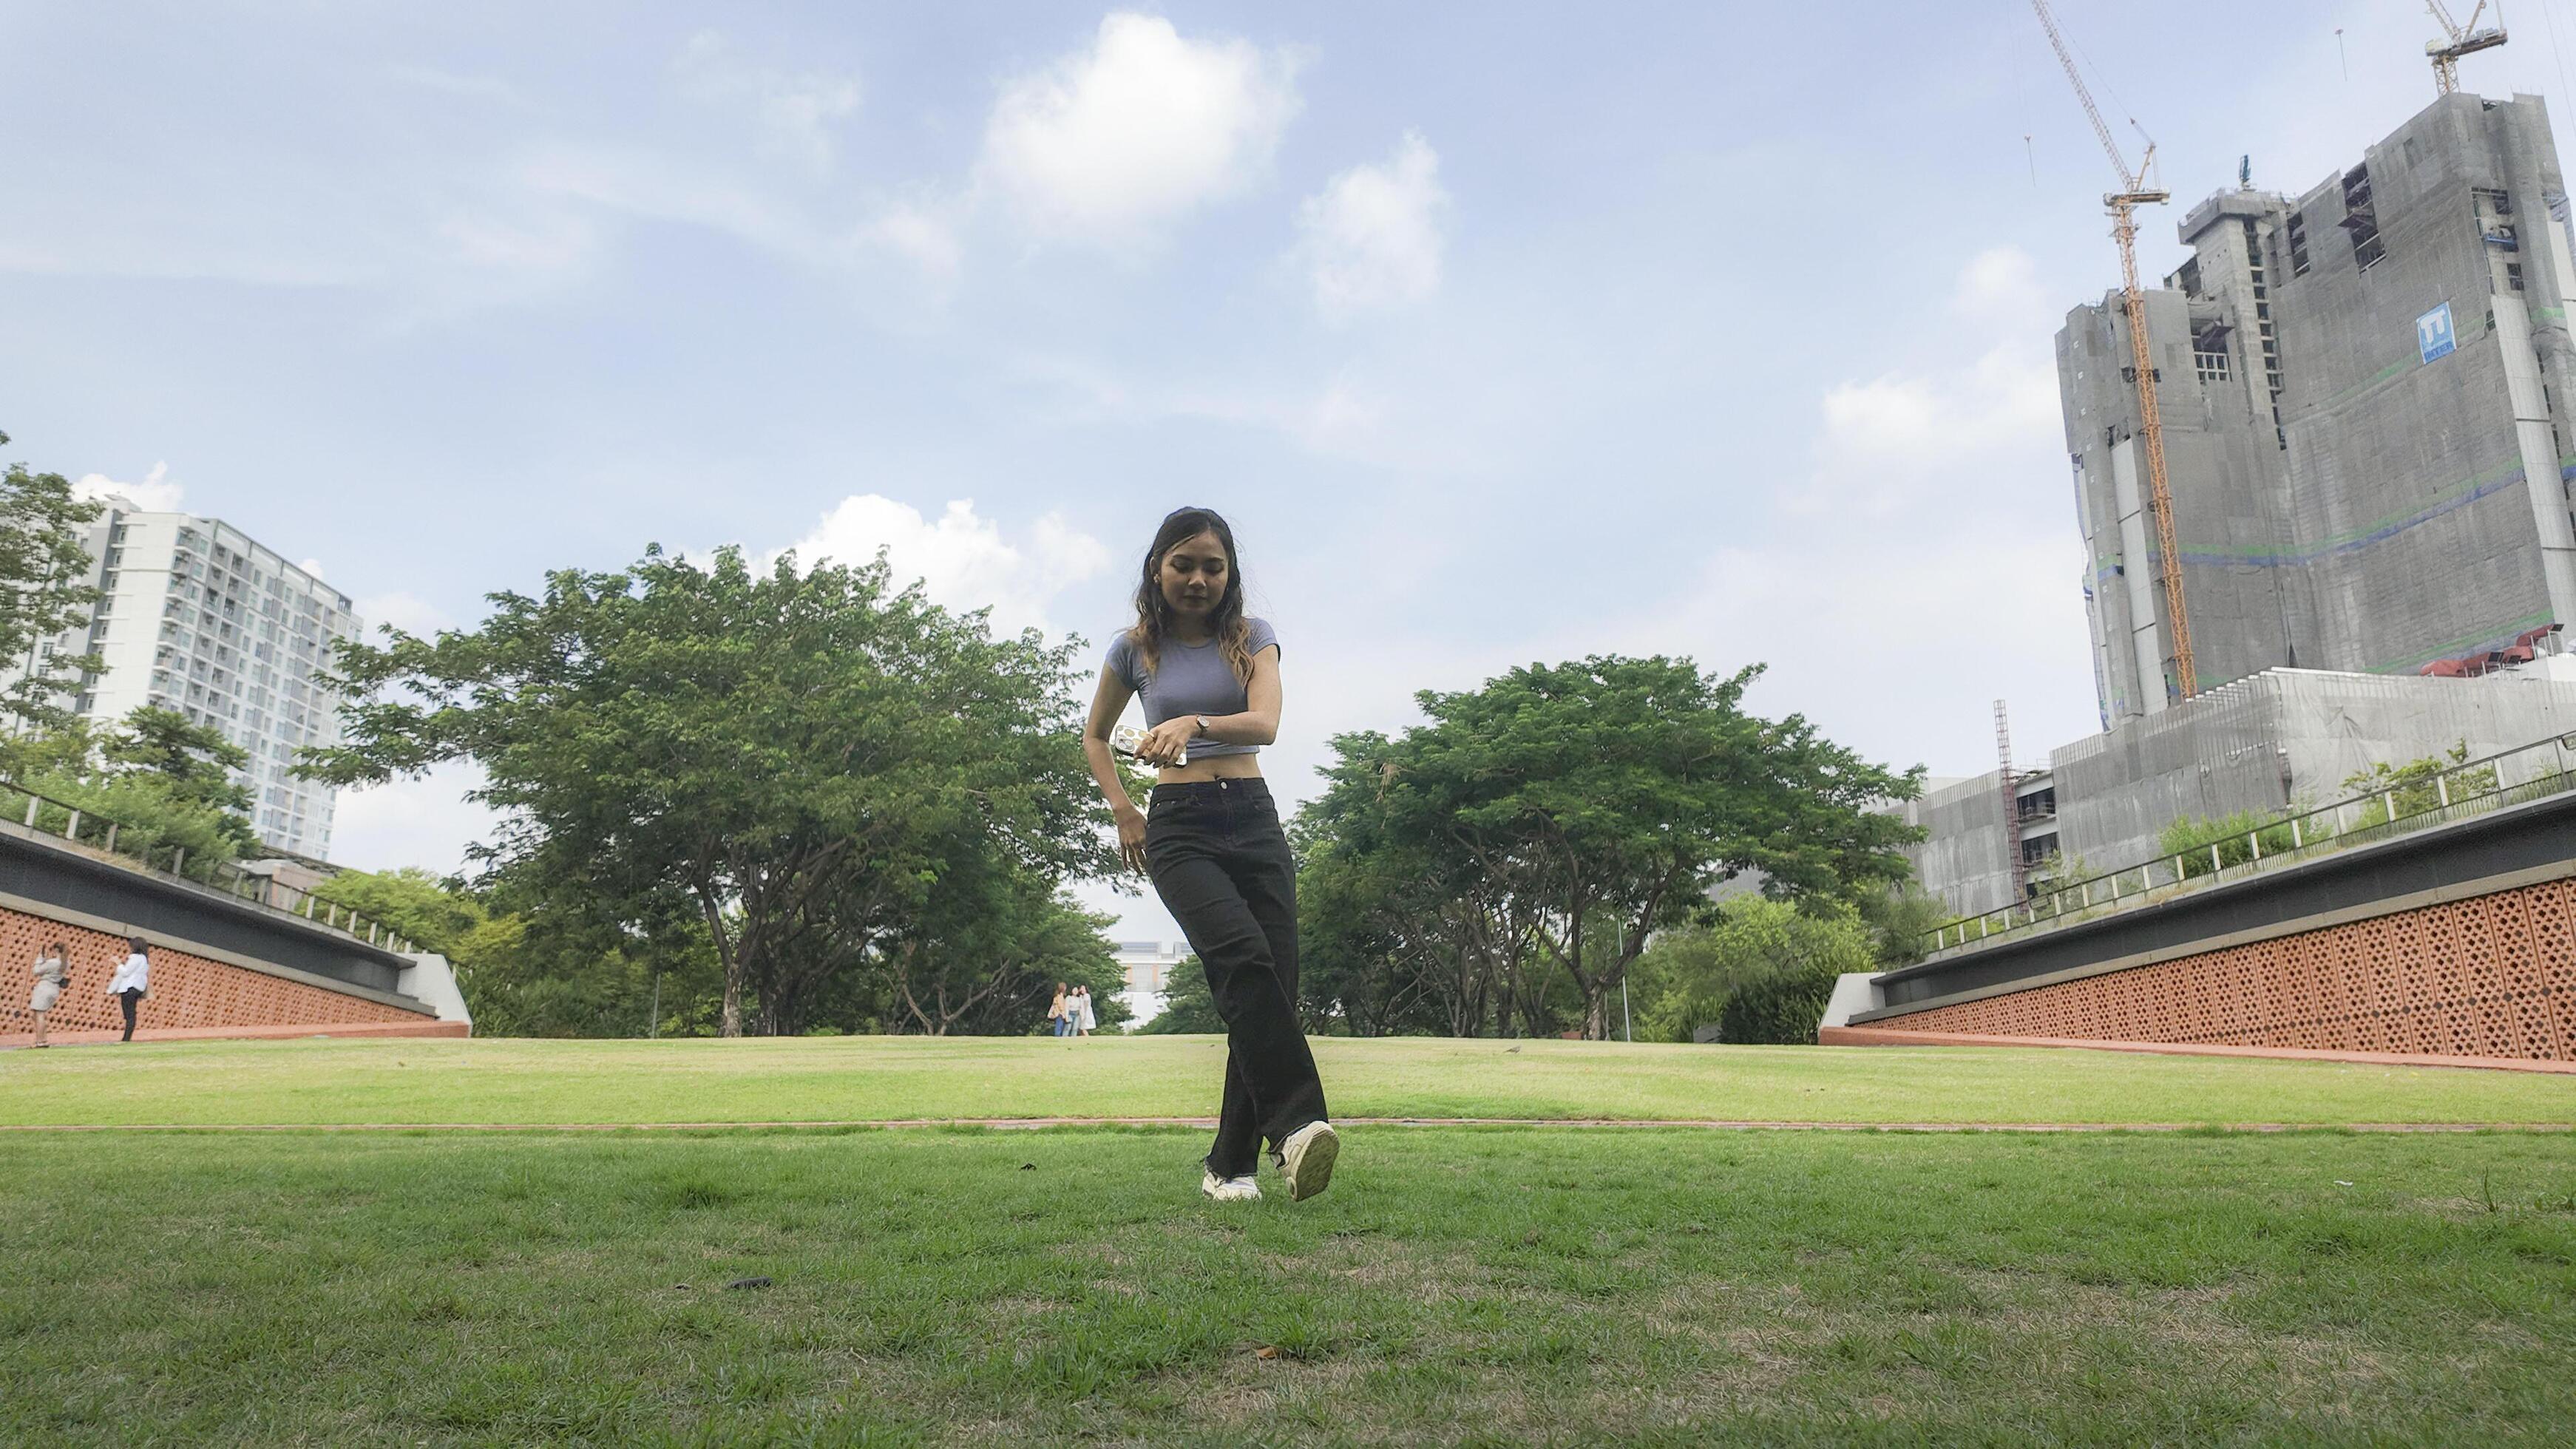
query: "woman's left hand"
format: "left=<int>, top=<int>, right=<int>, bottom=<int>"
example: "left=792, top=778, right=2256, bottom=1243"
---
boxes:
left=1138, top=717, right=1199, bottom=765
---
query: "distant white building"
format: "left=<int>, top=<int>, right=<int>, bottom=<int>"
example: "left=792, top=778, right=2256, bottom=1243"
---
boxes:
left=4, top=498, right=363, bottom=859
left=1114, top=939, right=1187, bottom=1026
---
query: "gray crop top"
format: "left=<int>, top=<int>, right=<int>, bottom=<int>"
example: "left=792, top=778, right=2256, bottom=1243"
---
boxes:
left=1104, top=618, right=1279, bottom=759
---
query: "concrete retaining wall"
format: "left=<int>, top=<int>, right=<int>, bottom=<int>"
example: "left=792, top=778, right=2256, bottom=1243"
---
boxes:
left=1856, top=788, right=2576, bottom=1065
left=0, top=825, right=452, bottom=1045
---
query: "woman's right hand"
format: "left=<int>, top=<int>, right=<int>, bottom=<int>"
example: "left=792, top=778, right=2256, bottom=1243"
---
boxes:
left=1117, top=805, right=1150, bottom=875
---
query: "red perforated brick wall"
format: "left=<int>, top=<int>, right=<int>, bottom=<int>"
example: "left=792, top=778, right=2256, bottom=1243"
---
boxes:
left=0, top=906, right=430, bottom=1036
left=1888, top=878, right=2576, bottom=1062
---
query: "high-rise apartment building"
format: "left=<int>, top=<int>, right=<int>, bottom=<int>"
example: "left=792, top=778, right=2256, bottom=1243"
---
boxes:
left=2059, top=92, right=2576, bottom=724
left=11, top=496, right=363, bottom=858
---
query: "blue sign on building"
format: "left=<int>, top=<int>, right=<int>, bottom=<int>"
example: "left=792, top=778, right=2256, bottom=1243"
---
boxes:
left=2418, top=301, right=2457, bottom=363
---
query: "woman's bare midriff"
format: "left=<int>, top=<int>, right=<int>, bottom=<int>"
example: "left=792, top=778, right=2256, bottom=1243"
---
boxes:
left=1156, top=753, right=1265, bottom=785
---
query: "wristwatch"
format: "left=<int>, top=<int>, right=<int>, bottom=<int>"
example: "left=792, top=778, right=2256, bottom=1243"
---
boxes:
left=1193, top=714, right=1213, bottom=737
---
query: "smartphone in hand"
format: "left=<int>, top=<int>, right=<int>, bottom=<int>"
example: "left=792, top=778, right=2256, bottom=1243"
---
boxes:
left=1111, top=724, right=1186, bottom=767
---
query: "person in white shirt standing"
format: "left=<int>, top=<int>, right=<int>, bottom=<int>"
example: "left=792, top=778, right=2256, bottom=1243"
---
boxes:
left=104, top=936, right=149, bottom=1044
left=27, top=940, right=68, bottom=1048
left=1076, top=985, right=1098, bottom=1037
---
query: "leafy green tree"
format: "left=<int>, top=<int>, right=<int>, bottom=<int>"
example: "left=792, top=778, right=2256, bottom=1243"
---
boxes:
left=886, top=846, right=1126, bottom=1035
left=1626, top=923, right=1735, bottom=1045
left=1309, top=657, right=1921, bottom=1039
left=101, top=705, right=259, bottom=852
left=300, top=546, right=1112, bottom=1036
left=1856, top=883, right=1953, bottom=970
left=1, top=766, right=256, bottom=878
left=365, top=852, right=731, bottom=1039
left=452, top=897, right=726, bottom=1039
left=0, top=705, right=263, bottom=878
left=1716, top=961, right=1845, bottom=1045
left=0, top=462, right=104, bottom=731
left=1141, top=955, right=1225, bottom=1034
left=311, top=867, right=487, bottom=957
left=1630, top=897, right=1876, bottom=1044
left=0, top=715, right=98, bottom=782
left=1295, top=788, right=1513, bottom=1036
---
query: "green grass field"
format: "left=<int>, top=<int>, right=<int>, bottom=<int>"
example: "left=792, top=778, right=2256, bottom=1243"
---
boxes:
left=4, top=1038, right=2573, bottom=1444
left=4, top=1034, right=2573, bottom=1126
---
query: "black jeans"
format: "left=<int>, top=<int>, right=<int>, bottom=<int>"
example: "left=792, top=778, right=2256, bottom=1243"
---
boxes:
left=118, top=988, right=140, bottom=1042
left=1145, top=778, right=1329, bottom=1178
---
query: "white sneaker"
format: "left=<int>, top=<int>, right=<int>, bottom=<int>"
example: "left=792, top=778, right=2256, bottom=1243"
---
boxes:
left=1275, top=1121, right=1340, bottom=1202
left=1201, top=1170, right=1261, bottom=1202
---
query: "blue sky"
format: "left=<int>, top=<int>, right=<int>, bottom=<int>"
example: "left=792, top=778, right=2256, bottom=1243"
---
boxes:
left=5, top=1, right=2569, bottom=940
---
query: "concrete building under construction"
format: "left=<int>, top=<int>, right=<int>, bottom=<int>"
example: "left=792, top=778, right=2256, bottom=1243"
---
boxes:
left=1911, top=89, right=2576, bottom=918
left=2064, top=90, right=2576, bottom=719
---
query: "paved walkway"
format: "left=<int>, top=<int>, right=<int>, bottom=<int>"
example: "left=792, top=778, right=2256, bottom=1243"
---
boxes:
left=3, top=1116, right=2568, bottom=1133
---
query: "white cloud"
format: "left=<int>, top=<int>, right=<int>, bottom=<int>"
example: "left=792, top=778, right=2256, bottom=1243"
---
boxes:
left=857, top=195, right=964, bottom=283
left=70, top=461, right=185, bottom=513
left=979, top=12, right=1301, bottom=248
left=672, top=31, right=861, bottom=173
left=1950, top=244, right=2052, bottom=329
left=386, top=65, right=521, bottom=104
left=766, top=495, right=1111, bottom=635
left=328, top=761, right=499, bottom=878
left=1296, top=131, right=1448, bottom=322
left=1804, top=247, right=2061, bottom=517
left=352, top=591, right=454, bottom=638
left=515, top=143, right=830, bottom=264
left=436, top=207, right=598, bottom=275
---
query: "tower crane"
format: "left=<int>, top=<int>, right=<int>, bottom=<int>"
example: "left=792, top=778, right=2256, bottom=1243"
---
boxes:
left=2427, top=2, right=2507, bottom=96
left=2029, top=0, right=2196, bottom=700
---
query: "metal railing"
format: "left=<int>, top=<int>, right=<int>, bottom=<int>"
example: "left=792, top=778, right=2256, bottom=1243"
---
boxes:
left=0, top=778, right=416, bottom=955
left=1920, top=730, right=2576, bottom=956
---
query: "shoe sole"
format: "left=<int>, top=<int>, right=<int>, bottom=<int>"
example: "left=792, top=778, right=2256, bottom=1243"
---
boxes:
left=1284, top=1125, right=1339, bottom=1202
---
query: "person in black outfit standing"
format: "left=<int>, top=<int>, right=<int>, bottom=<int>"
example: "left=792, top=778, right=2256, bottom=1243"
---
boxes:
left=1082, top=507, right=1338, bottom=1203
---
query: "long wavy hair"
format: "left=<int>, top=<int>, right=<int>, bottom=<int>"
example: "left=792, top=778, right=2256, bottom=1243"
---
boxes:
left=1128, top=506, right=1253, bottom=683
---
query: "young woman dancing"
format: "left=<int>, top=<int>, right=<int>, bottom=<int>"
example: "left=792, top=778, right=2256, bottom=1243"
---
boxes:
left=1083, top=507, right=1338, bottom=1203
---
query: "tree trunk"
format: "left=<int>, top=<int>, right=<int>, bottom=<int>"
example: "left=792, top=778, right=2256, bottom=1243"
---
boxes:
left=700, top=887, right=745, bottom=1039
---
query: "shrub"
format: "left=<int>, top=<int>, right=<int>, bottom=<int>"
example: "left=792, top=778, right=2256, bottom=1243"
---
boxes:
left=1633, top=898, right=1874, bottom=1046
left=1857, top=884, right=1952, bottom=969
left=1716, top=960, right=1843, bottom=1045
left=2158, top=809, right=2297, bottom=880
left=2341, top=742, right=2495, bottom=828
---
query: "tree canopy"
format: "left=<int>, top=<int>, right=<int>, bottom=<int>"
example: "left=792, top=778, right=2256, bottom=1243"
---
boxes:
left=0, top=462, right=103, bottom=732
left=1296, top=656, right=1922, bottom=1039
left=0, top=707, right=266, bottom=879
left=300, top=545, right=1116, bottom=1036
left=101, top=705, right=260, bottom=852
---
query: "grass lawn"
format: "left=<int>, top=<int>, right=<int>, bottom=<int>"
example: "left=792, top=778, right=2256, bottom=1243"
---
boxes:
left=4, top=1034, right=2574, bottom=1127
left=4, top=1125, right=2574, bottom=1444
left=7, top=1038, right=2572, bottom=1442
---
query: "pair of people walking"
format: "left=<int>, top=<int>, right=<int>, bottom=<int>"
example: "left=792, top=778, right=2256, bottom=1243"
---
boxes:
left=23, top=936, right=149, bottom=1047
left=1048, top=982, right=1097, bottom=1037
left=1082, top=507, right=1339, bottom=1204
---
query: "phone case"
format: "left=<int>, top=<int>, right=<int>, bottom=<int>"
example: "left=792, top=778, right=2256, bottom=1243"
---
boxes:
left=1111, top=724, right=1186, bottom=767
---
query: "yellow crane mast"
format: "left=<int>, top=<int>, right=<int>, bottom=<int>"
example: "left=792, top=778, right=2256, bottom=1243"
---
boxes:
left=2029, top=0, right=2194, bottom=701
